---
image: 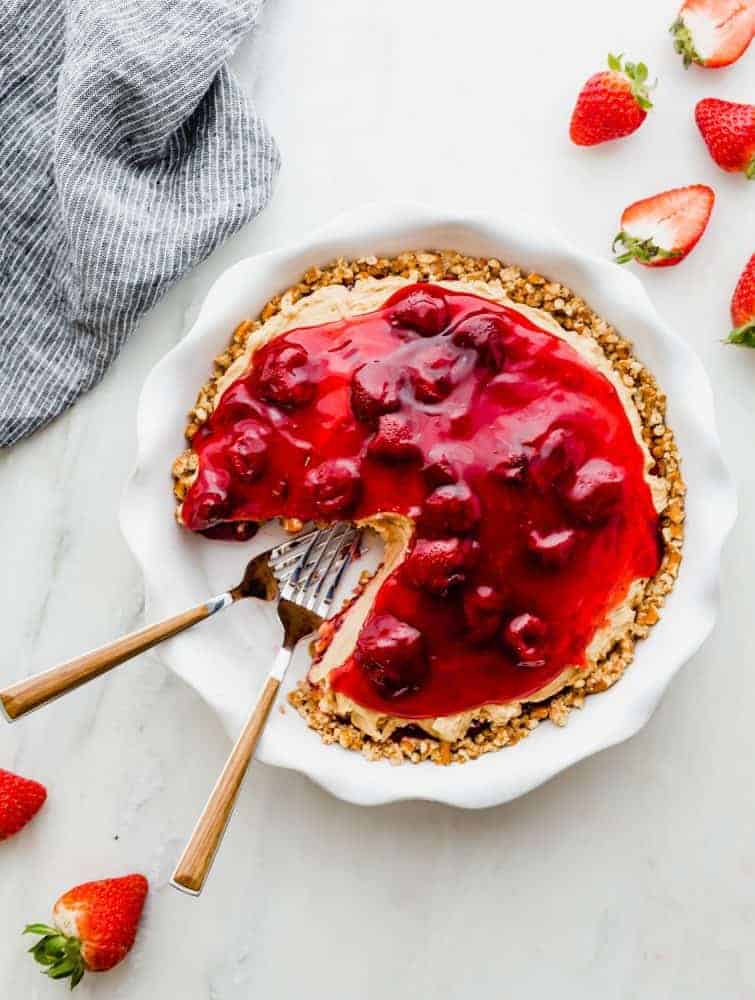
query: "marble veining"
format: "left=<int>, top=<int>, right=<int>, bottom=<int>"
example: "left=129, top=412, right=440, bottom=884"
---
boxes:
left=0, top=1, right=751, bottom=997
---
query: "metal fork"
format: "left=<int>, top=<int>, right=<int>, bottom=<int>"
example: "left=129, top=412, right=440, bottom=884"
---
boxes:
left=0, top=525, right=328, bottom=721
left=170, top=522, right=361, bottom=896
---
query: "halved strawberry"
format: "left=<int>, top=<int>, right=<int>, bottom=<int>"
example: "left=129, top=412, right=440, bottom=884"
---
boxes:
left=569, top=54, right=655, bottom=147
left=25, top=874, right=148, bottom=988
left=671, top=0, right=755, bottom=69
left=613, top=185, right=715, bottom=267
left=0, top=768, right=46, bottom=840
left=696, top=98, right=755, bottom=178
left=728, top=254, right=755, bottom=346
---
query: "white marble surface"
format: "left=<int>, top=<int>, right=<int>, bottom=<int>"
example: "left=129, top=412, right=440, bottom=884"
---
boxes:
left=1, top=1, right=753, bottom=996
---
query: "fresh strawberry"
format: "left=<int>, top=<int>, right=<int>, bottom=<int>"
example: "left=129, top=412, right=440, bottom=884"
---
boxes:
left=25, top=874, right=148, bottom=988
left=0, top=768, right=46, bottom=840
left=696, top=98, right=755, bottom=178
left=728, top=253, right=755, bottom=346
left=569, top=54, right=654, bottom=146
left=613, top=185, right=715, bottom=267
left=671, top=0, right=755, bottom=69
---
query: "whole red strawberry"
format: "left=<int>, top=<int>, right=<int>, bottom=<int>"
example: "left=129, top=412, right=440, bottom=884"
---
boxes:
left=696, top=98, right=755, bottom=178
left=25, top=874, right=148, bottom=988
left=570, top=54, right=654, bottom=146
left=613, top=185, right=715, bottom=268
left=0, top=768, right=46, bottom=840
left=671, top=0, right=755, bottom=69
left=728, top=254, right=755, bottom=346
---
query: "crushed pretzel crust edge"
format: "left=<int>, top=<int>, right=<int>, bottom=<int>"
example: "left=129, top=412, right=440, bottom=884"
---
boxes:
left=172, top=251, right=685, bottom=767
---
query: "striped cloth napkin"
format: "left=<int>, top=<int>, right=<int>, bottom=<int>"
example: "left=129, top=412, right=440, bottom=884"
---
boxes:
left=0, top=0, right=279, bottom=447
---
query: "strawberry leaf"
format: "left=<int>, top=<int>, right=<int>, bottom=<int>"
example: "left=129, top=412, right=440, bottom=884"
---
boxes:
left=607, top=53, right=655, bottom=110
left=670, top=17, right=701, bottom=68
left=24, top=925, right=86, bottom=990
left=728, top=320, right=755, bottom=348
left=612, top=231, right=681, bottom=266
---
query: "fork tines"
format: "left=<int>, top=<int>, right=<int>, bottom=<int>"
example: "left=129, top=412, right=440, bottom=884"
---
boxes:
left=269, top=523, right=361, bottom=616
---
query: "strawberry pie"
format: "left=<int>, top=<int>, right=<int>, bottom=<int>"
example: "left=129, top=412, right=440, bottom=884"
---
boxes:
left=173, top=252, right=684, bottom=765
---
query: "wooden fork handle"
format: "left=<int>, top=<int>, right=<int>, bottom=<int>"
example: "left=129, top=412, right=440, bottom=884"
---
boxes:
left=0, top=594, right=233, bottom=721
left=171, top=673, right=282, bottom=896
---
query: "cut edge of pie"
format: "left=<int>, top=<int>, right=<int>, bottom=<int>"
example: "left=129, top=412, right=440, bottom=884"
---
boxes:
left=172, top=250, right=685, bottom=766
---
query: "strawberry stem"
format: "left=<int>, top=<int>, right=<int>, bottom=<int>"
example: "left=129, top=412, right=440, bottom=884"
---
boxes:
left=612, top=231, right=680, bottom=266
left=746, top=156, right=755, bottom=181
left=24, top=924, right=86, bottom=989
left=727, top=319, right=755, bottom=348
left=670, top=18, right=701, bottom=68
left=608, top=53, right=655, bottom=111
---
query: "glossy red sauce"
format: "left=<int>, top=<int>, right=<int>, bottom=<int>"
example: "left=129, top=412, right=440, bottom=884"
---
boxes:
left=182, top=283, right=661, bottom=718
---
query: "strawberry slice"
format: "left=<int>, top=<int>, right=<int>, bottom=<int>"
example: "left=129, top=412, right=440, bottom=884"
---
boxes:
left=728, top=254, right=755, bottom=347
left=671, top=0, right=755, bottom=69
left=25, top=874, right=148, bottom=988
left=0, top=768, right=46, bottom=840
left=613, top=185, right=715, bottom=268
left=570, top=54, right=655, bottom=147
left=696, top=98, right=755, bottom=178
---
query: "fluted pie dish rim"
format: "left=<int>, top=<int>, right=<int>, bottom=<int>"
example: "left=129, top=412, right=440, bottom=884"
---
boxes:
left=120, top=201, right=735, bottom=808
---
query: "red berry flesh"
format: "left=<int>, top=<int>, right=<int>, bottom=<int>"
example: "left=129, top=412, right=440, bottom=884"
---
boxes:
left=527, top=528, right=576, bottom=569
left=355, top=614, right=428, bottom=697
left=421, top=482, right=481, bottom=535
left=463, top=584, right=506, bottom=643
left=368, top=412, right=421, bottom=462
left=564, top=459, right=625, bottom=525
left=409, top=344, right=473, bottom=404
left=529, top=427, right=585, bottom=492
left=503, top=613, right=547, bottom=668
left=226, top=422, right=269, bottom=482
left=403, top=537, right=480, bottom=596
left=451, top=313, right=508, bottom=370
left=256, top=343, right=314, bottom=408
left=215, top=380, right=259, bottom=423
left=422, top=442, right=474, bottom=487
left=492, top=445, right=531, bottom=485
left=304, top=458, right=361, bottom=516
left=350, top=360, right=400, bottom=425
left=193, top=488, right=229, bottom=528
left=388, top=286, right=449, bottom=336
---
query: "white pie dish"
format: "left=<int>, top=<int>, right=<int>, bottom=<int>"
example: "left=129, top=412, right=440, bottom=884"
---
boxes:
left=120, top=201, right=736, bottom=809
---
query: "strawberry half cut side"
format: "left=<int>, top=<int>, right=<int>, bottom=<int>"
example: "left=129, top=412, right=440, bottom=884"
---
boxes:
left=613, top=185, right=715, bottom=268
left=671, top=0, right=755, bottom=69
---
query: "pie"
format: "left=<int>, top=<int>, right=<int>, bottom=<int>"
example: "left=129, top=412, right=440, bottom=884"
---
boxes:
left=172, top=251, right=684, bottom=765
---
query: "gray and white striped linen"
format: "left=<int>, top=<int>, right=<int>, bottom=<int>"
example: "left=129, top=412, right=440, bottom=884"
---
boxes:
left=0, top=0, right=279, bottom=447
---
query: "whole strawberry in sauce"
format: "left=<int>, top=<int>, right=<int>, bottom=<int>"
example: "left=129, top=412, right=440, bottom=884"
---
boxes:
left=409, top=342, right=474, bottom=404
left=226, top=422, right=270, bottom=482
left=368, top=412, right=422, bottom=462
left=350, top=359, right=401, bottom=425
left=563, top=459, right=625, bottom=525
left=503, top=613, right=548, bottom=668
left=256, top=343, right=315, bottom=408
left=403, top=537, right=480, bottom=596
left=421, top=482, right=481, bottom=535
left=304, top=458, right=362, bottom=517
left=388, top=285, right=449, bottom=336
left=355, top=614, right=428, bottom=697
left=451, top=313, right=508, bottom=370
left=463, top=584, right=506, bottom=643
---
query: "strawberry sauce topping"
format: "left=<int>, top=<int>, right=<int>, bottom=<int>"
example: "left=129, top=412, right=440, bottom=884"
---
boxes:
left=182, top=284, right=662, bottom=718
